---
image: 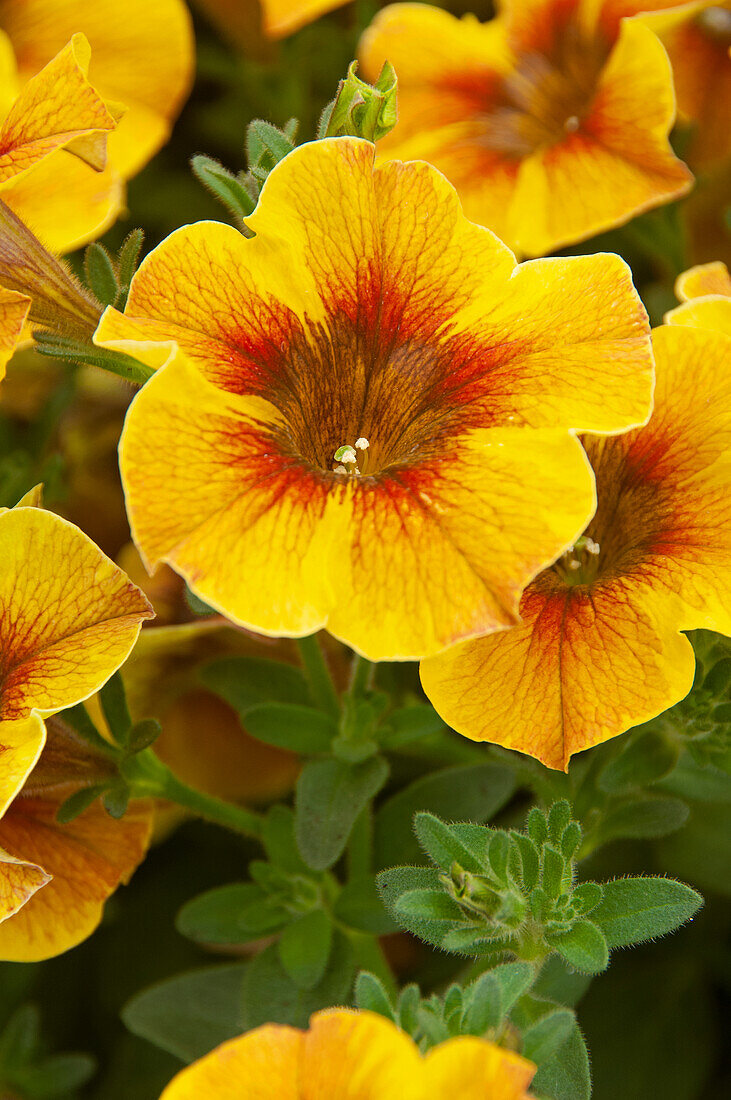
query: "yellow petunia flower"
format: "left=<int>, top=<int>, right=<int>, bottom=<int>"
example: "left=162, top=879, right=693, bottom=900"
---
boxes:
left=666, top=259, right=731, bottom=334
left=193, top=0, right=350, bottom=43
left=96, top=137, right=654, bottom=662
left=159, top=1008, right=536, bottom=1099
left=359, top=0, right=693, bottom=257
left=0, top=504, right=154, bottom=959
left=0, top=0, right=194, bottom=252
left=421, top=323, right=731, bottom=771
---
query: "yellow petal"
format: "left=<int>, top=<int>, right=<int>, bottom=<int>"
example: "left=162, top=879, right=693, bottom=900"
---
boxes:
left=159, top=1024, right=303, bottom=1099
left=425, top=1035, right=535, bottom=1099
left=0, top=285, right=30, bottom=379
left=0, top=507, right=153, bottom=720
left=0, top=33, right=118, bottom=185
left=675, top=261, right=731, bottom=301
left=301, top=1010, right=423, bottom=1098
left=0, top=844, right=50, bottom=924
left=1, top=150, right=123, bottom=252
left=1, top=0, right=194, bottom=179
left=665, top=297, right=731, bottom=336
left=0, top=795, right=151, bottom=961
left=0, top=712, right=46, bottom=816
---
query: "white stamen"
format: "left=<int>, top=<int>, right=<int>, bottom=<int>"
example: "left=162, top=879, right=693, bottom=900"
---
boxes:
left=355, top=437, right=370, bottom=450
left=334, top=464, right=348, bottom=474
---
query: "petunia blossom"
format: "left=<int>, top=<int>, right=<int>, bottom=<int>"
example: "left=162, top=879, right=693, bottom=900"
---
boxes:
left=159, top=1008, right=536, bottom=1099
left=421, top=323, right=731, bottom=770
left=0, top=0, right=194, bottom=251
left=359, top=0, right=693, bottom=257
left=0, top=503, right=154, bottom=959
left=96, top=137, right=654, bottom=661
left=666, top=260, right=731, bottom=335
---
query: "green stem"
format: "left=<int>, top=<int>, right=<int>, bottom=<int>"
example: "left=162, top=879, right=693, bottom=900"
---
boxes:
left=349, top=653, right=374, bottom=697
left=297, top=634, right=340, bottom=719
left=124, top=751, right=264, bottom=840
left=346, top=806, right=373, bottom=880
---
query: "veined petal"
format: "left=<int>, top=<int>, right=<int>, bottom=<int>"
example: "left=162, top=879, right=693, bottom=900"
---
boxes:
left=0, top=508, right=153, bottom=720
left=323, top=429, right=596, bottom=659
left=425, top=1034, right=535, bottom=1098
left=0, top=33, right=118, bottom=185
left=300, top=1010, right=423, bottom=1098
left=0, top=712, right=46, bottom=817
left=422, top=323, right=731, bottom=768
left=452, top=251, right=653, bottom=433
left=0, top=285, right=30, bottom=379
left=0, top=0, right=194, bottom=178
left=0, top=845, right=50, bottom=925
left=0, top=796, right=151, bottom=961
left=421, top=578, right=697, bottom=770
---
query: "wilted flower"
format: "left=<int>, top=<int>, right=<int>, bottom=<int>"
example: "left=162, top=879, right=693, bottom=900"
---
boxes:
left=359, top=0, right=692, bottom=256
left=96, top=137, right=653, bottom=660
left=421, top=322, right=731, bottom=770
left=0, top=502, right=153, bottom=959
left=159, top=1008, right=536, bottom=1099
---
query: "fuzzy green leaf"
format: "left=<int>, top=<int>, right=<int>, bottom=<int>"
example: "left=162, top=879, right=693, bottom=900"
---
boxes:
left=278, top=909, right=333, bottom=990
left=355, top=972, right=395, bottom=1021
left=591, top=876, right=703, bottom=948
left=296, top=756, right=389, bottom=870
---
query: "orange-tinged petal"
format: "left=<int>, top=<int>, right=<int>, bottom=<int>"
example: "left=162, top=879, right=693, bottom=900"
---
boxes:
left=160, top=1025, right=303, bottom=1099
left=452, top=251, right=653, bottom=433
left=1, top=150, right=123, bottom=252
left=300, top=1010, right=423, bottom=1098
left=0, top=507, right=153, bottom=720
left=0, top=845, right=50, bottom=924
left=425, top=1034, right=535, bottom=1099
left=262, top=0, right=350, bottom=39
left=422, top=323, right=731, bottom=768
left=676, top=261, right=731, bottom=300
left=108, top=137, right=652, bottom=660
left=0, top=713, right=46, bottom=816
left=0, top=285, right=30, bottom=379
left=0, top=33, right=118, bottom=186
left=0, top=796, right=151, bottom=960
left=421, top=577, right=697, bottom=770
left=0, top=0, right=194, bottom=179
left=506, top=18, right=692, bottom=256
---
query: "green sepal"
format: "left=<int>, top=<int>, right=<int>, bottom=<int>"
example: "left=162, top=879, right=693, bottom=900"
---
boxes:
left=414, top=812, right=486, bottom=874
left=545, top=919, right=609, bottom=975
left=245, top=119, right=295, bottom=170
left=83, top=242, right=118, bottom=307
left=56, top=784, right=108, bottom=825
left=319, top=60, right=398, bottom=142
left=354, top=971, right=395, bottom=1021
left=126, top=718, right=162, bottom=755
left=102, top=782, right=130, bottom=819
left=33, top=331, right=154, bottom=385
left=190, top=154, right=256, bottom=220
left=116, top=228, right=145, bottom=294
left=99, top=671, right=131, bottom=747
